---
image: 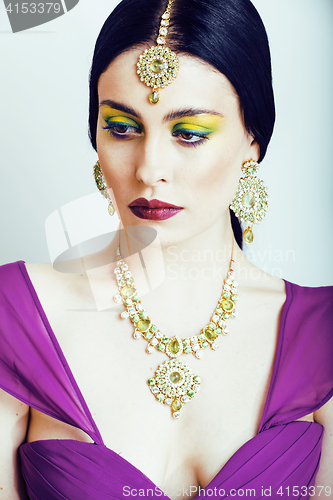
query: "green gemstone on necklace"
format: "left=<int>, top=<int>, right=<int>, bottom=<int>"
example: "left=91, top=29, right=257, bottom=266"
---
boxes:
left=132, top=315, right=139, bottom=323
left=204, top=328, right=217, bottom=343
left=169, top=338, right=180, bottom=355
left=223, top=313, right=230, bottom=320
left=216, top=308, right=223, bottom=315
left=140, top=312, right=148, bottom=319
left=215, top=328, right=222, bottom=335
left=132, top=295, right=139, bottom=302
left=188, top=390, right=195, bottom=398
left=194, top=376, right=201, bottom=383
left=184, top=346, right=191, bottom=354
left=208, top=322, right=216, bottom=330
left=231, top=295, right=238, bottom=301
left=223, top=292, right=230, bottom=299
left=148, top=378, right=155, bottom=386
left=156, top=394, right=164, bottom=402
left=137, top=319, right=151, bottom=332
left=221, top=299, right=234, bottom=312
left=172, top=399, right=182, bottom=411
left=169, top=371, right=181, bottom=384
left=198, top=333, right=205, bottom=341
left=144, top=331, right=153, bottom=340
left=150, top=324, right=157, bottom=333
left=120, top=286, right=137, bottom=299
left=202, top=341, right=209, bottom=348
left=158, top=344, right=165, bottom=352
left=118, top=280, right=125, bottom=287
left=183, top=338, right=190, bottom=346
left=162, top=336, right=169, bottom=344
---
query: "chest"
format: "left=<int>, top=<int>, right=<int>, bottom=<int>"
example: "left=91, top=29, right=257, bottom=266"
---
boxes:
left=28, top=296, right=280, bottom=496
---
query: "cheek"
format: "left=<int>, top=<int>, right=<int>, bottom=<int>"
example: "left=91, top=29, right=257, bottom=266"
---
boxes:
left=199, top=126, right=249, bottom=194
left=96, top=128, right=135, bottom=187
left=183, top=144, right=240, bottom=201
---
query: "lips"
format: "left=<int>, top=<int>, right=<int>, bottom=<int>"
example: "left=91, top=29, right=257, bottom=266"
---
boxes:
left=128, top=198, right=183, bottom=220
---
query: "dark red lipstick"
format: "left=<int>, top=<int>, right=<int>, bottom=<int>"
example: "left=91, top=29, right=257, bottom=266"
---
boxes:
left=128, top=198, right=183, bottom=220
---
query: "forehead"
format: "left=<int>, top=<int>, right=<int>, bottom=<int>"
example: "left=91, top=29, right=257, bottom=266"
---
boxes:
left=97, top=48, right=241, bottom=119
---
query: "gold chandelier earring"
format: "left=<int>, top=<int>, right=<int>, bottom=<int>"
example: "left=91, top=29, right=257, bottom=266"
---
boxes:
left=230, top=160, right=269, bottom=244
left=93, top=160, right=115, bottom=216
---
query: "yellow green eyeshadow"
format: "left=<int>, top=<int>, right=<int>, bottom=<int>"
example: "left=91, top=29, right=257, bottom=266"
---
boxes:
left=105, top=117, right=140, bottom=128
left=170, top=114, right=223, bottom=134
left=172, top=123, right=214, bottom=135
left=100, top=106, right=140, bottom=128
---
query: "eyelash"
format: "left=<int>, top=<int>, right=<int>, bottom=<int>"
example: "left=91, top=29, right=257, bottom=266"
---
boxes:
left=102, top=123, right=142, bottom=139
left=171, top=130, right=210, bottom=148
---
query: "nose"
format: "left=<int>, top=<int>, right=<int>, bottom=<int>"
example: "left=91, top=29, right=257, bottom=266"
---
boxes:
left=135, top=132, right=171, bottom=186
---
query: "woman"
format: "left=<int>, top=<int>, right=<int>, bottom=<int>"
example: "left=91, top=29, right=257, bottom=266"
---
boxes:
left=0, top=0, right=332, bottom=498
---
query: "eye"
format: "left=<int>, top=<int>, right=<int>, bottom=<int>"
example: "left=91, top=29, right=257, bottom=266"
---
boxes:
left=112, top=124, right=130, bottom=134
left=172, top=129, right=210, bottom=147
left=102, top=118, right=142, bottom=139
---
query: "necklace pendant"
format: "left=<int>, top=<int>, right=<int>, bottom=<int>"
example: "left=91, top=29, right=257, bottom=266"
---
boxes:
left=147, top=359, right=201, bottom=418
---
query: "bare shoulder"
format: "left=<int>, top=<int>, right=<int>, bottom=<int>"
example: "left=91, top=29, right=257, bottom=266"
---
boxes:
left=25, top=262, right=60, bottom=284
left=24, top=262, right=93, bottom=311
left=238, top=252, right=287, bottom=312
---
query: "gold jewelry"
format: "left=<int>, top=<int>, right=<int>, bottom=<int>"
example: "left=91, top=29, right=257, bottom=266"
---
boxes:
left=230, top=160, right=269, bottom=244
left=136, top=0, right=179, bottom=105
left=113, top=241, right=238, bottom=418
left=93, top=160, right=115, bottom=216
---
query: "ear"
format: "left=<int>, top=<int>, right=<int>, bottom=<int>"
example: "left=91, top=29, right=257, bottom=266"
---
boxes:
left=248, top=137, right=260, bottom=163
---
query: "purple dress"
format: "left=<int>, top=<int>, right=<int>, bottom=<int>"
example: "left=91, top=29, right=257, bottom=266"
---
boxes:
left=0, top=261, right=332, bottom=499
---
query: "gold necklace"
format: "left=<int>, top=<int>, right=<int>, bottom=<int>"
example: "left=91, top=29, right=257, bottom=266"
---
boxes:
left=113, top=242, right=238, bottom=418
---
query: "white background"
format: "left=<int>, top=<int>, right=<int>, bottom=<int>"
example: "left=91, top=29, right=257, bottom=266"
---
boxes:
left=0, top=0, right=332, bottom=286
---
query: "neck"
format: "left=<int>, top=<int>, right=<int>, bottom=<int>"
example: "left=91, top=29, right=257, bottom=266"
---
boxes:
left=116, top=214, right=236, bottom=292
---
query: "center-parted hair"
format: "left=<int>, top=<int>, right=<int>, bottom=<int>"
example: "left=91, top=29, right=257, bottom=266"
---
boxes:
left=89, top=0, right=275, bottom=163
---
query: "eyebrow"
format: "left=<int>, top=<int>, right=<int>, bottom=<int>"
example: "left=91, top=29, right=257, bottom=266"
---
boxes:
left=163, top=108, right=223, bottom=122
left=99, top=101, right=223, bottom=123
left=99, top=100, right=142, bottom=120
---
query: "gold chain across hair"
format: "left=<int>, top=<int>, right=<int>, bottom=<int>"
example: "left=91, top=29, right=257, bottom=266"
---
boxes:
left=113, top=240, right=238, bottom=418
left=136, top=0, right=179, bottom=104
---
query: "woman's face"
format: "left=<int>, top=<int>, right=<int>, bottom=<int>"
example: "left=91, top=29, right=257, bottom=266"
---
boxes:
left=96, top=48, right=259, bottom=247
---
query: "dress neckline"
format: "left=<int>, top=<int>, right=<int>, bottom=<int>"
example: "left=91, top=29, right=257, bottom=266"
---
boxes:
left=18, top=261, right=103, bottom=445
left=18, top=261, right=297, bottom=496
left=258, top=279, right=293, bottom=432
left=21, top=420, right=322, bottom=500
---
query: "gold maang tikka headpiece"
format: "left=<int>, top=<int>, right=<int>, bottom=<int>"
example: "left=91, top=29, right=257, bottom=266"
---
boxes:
left=136, top=0, right=179, bottom=105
